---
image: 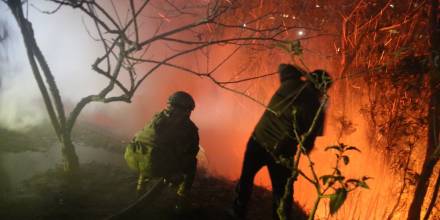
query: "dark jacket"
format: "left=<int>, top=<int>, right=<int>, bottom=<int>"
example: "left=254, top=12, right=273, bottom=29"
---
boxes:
left=134, top=110, right=199, bottom=177
left=253, top=78, right=323, bottom=154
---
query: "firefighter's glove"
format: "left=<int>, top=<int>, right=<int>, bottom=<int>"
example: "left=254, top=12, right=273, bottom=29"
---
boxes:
left=176, top=183, right=186, bottom=197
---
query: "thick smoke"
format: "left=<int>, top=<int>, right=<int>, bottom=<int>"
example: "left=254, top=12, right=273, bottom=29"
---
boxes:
left=0, top=8, right=47, bottom=131
left=1, top=2, right=422, bottom=219
left=0, top=2, right=106, bottom=131
left=0, top=17, right=7, bottom=90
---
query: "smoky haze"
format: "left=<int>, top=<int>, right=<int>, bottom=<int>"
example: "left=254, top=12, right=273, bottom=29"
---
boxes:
left=0, top=9, right=38, bottom=130
left=0, top=2, right=417, bottom=219
left=0, top=0, right=340, bottom=186
left=0, top=2, right=107, bottom=130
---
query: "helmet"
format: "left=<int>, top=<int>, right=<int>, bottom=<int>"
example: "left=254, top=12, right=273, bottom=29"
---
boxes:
left=278, top=64, right=303, bottom=81
left=167, top=91, right=195, bottom=110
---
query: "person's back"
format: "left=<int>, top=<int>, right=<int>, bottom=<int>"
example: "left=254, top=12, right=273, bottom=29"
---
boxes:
left=124, top=91, right=199, bottom=212
left=231, top=64, right=331, bottom=220
left=253, top=77, right=307, bottom=153
left=231, top=64, right=309, bottom=220
left=134, top=109, right=198, bottom=178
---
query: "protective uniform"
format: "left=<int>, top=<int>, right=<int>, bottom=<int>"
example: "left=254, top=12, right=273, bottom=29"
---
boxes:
left=232, top=64, right=325, bottom=220
left=125, top=91, right=199, bottom=203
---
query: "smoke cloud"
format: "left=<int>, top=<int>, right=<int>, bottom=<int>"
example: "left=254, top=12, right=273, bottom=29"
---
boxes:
left=1, top=2, right=419, bottom=219
left=0, top=6, right=46, bottom=130
left=0, top=2, right=108, bottom=130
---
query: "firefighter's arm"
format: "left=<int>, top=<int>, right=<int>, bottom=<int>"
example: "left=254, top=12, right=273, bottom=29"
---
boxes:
left=189, top=131, right=200, bottom=158
left=178, top=128, right=199, bottom=195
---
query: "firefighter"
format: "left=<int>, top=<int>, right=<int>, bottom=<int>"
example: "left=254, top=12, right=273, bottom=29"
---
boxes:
left=230, top=64, right=330, bottom=220
left=124, top=91, right=199, bottom=211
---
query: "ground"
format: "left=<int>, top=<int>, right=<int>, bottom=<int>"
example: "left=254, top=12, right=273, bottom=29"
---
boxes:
left=0, top=123, right=308, bottom=220
left=0, top=162, right=308, bottom=220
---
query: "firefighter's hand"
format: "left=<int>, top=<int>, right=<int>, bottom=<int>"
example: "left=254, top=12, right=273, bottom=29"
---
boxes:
left=176, top=183, right=186, bottom=197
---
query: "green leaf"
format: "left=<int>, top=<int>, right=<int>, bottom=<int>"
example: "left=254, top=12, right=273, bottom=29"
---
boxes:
left=334, top=175, right=345, bottom=183
left=329, top=188, right=348, bottom=215
left=339, top=143, right=347, bottom=150
left=320, top=175, right=334, bottom=185
left=342, top=155, right=349, bottom=165
left=275, top=42, right=291, bottom=53
left=325, top=145, right=342, bottom=152
left=345, top=179, right=360, bottom=186
left=276, top=40, right=303, bottom=56
left=345, top=146, right=361, bottom=152
left=358, top=181, right=370, bottom=189
left=291, top=40, right=303, bottom=55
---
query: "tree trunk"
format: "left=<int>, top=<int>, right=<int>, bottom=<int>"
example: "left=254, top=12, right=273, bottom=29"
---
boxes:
left=6, top=0, right=80, bottom=173
left=61, top=133, right=80, bottom=173
left=423, top=174, right=440, bottom=220
left=407, top=0, right=440, bottom=219
left=0, top=155, right=10, bottom=202
left=408, top=159, right=439, bottom=220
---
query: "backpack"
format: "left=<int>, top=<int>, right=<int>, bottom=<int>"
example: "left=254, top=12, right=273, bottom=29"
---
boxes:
left=124, top=140, right=153, bottom=175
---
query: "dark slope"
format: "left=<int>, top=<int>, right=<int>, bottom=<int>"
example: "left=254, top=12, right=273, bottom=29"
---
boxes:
left=0, top=163, right=308, bottom=220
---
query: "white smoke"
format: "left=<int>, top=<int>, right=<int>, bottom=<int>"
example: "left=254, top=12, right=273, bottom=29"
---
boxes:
left=0, top=5, right=45, bottom=130
left=0, top=1, right=106, bottom=131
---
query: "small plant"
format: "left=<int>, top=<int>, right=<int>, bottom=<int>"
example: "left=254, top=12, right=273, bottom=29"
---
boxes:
left=276, top=142, right=370, bottom=220
left=314, top=143, right=370, bottom=217
left=275, top=94, right=371, bottom=220
left=273, top=39, right=370, bottom=220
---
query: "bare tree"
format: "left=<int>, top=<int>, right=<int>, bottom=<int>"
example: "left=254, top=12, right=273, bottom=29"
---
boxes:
left=2, top=0, right=322, bottom=176
left=6, top=0, right=437, bottom=218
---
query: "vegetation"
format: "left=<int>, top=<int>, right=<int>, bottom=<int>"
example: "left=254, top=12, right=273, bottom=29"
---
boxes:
left=1, top=0, right=438, bottom=219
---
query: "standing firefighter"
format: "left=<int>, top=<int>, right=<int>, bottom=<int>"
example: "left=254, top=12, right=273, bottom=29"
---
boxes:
left=230, top=64, right=330, bottom=220
left=124, top=91, right=199, bottom=211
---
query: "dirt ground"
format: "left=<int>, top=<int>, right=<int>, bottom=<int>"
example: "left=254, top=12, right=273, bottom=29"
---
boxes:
left=0, top=163, right=308, bottom=220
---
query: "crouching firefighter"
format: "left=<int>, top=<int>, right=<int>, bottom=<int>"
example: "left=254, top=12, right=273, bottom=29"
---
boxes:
left=124, top=91, right=199, bottom=211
